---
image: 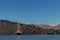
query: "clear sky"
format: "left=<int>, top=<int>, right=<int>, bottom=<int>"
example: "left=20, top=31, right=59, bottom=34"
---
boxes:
left=0, top=0, right=60, bottom=24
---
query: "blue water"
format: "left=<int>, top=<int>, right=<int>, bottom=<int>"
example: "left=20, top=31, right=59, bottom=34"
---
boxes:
left=0, top=35, right=60, bottom=40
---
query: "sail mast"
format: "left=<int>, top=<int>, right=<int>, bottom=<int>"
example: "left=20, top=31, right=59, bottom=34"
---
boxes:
left=17, top=9, right=21, bottom=32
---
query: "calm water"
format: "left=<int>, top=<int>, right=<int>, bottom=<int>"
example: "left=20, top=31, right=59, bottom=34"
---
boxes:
left=0, top=35, right=60, bottom=40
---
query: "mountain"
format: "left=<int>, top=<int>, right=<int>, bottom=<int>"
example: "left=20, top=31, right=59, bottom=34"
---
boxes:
left=0, top=20, right=60, bottom=35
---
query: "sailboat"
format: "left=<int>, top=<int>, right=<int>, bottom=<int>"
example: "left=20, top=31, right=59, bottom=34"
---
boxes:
left=14, top=9, right=22, bottom=35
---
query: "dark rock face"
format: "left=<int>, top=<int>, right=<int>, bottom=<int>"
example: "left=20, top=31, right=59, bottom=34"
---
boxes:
left=0, top=20, right=60, bottom=35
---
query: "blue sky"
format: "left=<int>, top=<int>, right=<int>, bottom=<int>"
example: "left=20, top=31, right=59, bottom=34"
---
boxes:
left=0, top=0, right=60, bottom=24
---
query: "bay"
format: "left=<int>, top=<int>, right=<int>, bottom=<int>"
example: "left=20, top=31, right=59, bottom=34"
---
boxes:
left=0, top=35, right=60, bottom=40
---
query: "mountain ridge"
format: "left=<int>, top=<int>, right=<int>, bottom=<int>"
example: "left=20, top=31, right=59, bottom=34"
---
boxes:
left=0, top=20, right=60, bottom=35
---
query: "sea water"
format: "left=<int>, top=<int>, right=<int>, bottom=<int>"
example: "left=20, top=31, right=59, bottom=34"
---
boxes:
left=0, top=35, right=60, bottom=40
